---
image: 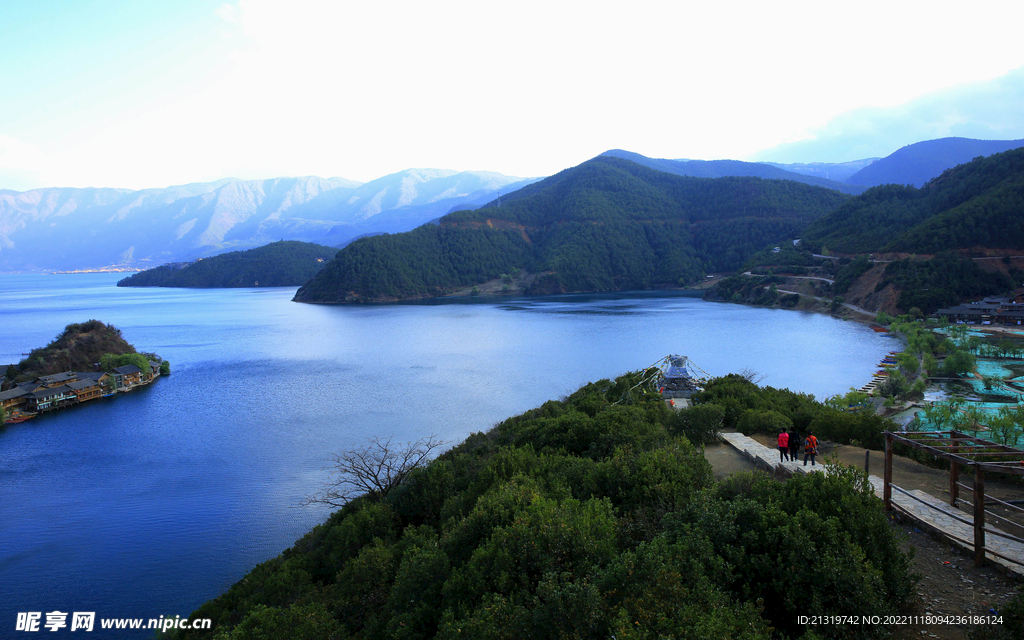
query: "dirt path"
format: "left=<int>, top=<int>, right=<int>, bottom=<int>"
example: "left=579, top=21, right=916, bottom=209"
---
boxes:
left=775, top=287, right=877, bottom=317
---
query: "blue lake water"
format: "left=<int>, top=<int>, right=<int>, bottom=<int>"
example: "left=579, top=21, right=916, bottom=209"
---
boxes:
left=0, top=274, right=896, bottom=635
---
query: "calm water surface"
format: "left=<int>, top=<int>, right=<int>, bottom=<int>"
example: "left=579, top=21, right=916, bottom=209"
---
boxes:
left=0, top=274, right=895, bottom=633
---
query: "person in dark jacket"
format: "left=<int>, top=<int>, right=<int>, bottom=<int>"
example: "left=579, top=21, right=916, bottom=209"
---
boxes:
left=788, top=428, right=800, bottom=461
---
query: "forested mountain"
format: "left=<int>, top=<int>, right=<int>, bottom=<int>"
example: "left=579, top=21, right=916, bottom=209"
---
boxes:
left=801, top=147, right=1024, bottom=254
left=0, top=170, right=532, bottom=272
left=845, top=137, right=1024, bottom=188
left=798, top=148, right=1024, bottom=314
left=601, top=149, right=866, bottom=194
left=294, top=156, right=848, bottom=303
left=117, top=241, right=338, bottom=288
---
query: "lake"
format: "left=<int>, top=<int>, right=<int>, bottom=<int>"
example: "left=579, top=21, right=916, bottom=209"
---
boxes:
left=0, top=274, right=895, bottom=634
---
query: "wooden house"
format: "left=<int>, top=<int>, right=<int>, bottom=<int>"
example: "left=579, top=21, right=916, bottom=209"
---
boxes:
left=112, top=365, right=143, bottom=390
left=67, top=378, right=102, bottom=403
left=26, top=385, right=78, bottom=412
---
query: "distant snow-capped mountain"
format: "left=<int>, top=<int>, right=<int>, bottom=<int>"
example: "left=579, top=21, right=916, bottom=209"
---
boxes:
left=0, top=170, right=538, bottom=271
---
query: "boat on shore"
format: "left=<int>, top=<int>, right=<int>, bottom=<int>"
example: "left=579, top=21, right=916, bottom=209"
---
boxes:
left=4, top=414, right=37, bottom=424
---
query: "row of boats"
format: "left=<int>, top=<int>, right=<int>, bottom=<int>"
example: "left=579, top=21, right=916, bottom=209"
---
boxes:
left=858, top=351, right=902, bottom=394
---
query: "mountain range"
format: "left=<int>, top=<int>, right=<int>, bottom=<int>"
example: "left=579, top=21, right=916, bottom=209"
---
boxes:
left=0, top=170, right=538, bottom=272
left=294, top=156, right=849, bottom=303
left=610, top=137, right=1024, bottom=192
left=3, top=136, right=1024, bottom=273
left=843, top=137, right=1024, bottom=188
left=601, top=150, right=868, bottom=195
left=801, top=146, right=1024, bottom=255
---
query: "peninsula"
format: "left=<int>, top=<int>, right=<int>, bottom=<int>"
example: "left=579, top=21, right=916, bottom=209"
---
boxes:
left=118, top=240, right=339, bottom=288
left=0, top=320, right=168, bottom=424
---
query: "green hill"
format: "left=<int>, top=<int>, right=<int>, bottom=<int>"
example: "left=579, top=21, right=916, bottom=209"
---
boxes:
left=117, top=241, right=338, bottom=288
left=294, top=157, right=848, bottom=303
left=14, top=319, right=160, bottom=379
left=176, top=370, right=917, bottom=640
left=794, top=148, right=1024, bottom=314
left=801, top=147, right=1024, bottom=255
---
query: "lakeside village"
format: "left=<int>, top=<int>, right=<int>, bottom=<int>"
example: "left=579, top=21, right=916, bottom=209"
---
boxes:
left=829, top=291, right=1024, bottom=446
left=0, top=360, right=165, bottom=424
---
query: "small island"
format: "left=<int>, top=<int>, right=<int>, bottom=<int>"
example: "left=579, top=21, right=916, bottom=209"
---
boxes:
left=0, top=320, right=169, bottom=425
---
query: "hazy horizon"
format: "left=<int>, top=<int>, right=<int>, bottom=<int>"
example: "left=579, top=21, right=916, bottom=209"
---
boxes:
left=2, top=1, right=1024, bottom=191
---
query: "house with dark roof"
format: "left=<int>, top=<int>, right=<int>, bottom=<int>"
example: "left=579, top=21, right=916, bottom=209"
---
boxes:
left=80, top=371, right=112, bottom=387
left=934, top=295, right=1024, bottom=325
left=27, top=385, right=78, bottom=412
left=112, top=365, right=143, bottom=390
left=4, top=362, right=160, bottom=420
left=37, top=371, right=80, bottom=387
left=67, top=378, right=102, bottom=403
left=0, top=386, right=31, bottom=414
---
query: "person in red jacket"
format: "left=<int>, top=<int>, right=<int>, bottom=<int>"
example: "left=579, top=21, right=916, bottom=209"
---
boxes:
left=804, top=432, right=819, bottom=466
left=777, top=429, right=790, bottom=462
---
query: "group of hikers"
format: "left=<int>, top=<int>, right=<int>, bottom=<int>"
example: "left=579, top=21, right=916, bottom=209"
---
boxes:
left=777, top=429, right=819, bottom=466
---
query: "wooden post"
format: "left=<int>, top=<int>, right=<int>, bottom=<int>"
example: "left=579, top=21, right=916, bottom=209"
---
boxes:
left=974, top=464, right=986, bottom=567
left=884, top=433, right=893, bottom=511
left=950, top=433, right=959, bottom=506
left=864, top=450, right=870, bottom=475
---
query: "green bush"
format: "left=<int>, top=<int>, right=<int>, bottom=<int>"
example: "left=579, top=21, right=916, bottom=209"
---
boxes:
left=180, top=372, right=916, bottom=640
left=667, top=403, right=724, bottom=445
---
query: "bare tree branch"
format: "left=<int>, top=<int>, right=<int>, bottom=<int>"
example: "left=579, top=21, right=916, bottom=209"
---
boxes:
left=739, top=367, right=767, bottom=385
left=304, top=435, right=447, bottom=507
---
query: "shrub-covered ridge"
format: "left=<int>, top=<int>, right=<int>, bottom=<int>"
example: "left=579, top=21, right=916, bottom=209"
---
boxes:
left=177, top=372, right=917, bottom=640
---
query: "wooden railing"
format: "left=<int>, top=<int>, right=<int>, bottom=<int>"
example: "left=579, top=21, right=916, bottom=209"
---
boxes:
left=884, top=430, right=1024, bottom=567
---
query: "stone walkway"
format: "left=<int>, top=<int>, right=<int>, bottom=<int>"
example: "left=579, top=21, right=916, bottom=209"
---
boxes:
left=720, top=432, right=828, bottom=475
left=719, top=432, right=1024, bottom=577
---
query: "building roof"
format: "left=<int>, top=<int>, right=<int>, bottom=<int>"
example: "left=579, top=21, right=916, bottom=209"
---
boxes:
left=29, top=385, right=73, bottom=399
left=67, top=379, right=99, bottom=390
left=37, top=371, right=78, bottom=385
left=0, top=387, right=30, bottom=401
left=935, top=305, right=986, bottom=315
left=113, top=365, right=142, bottom=375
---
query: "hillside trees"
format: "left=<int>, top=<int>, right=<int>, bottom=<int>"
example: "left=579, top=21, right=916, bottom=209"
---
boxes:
left=118, top=241, right=339, bottom=288
left=802, top=147, right=1024, bottom=256
left=878, top=254, right=1017, bottom=314
left=99, top=352, right=152, bottom=373
left=296, top=157, right=848, bottom=303
left=180, top=372, right=915, bottom=639
left=18, top=320, right=142, bottom=377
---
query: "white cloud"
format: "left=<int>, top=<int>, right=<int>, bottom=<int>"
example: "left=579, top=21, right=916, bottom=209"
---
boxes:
left=215, top=3, right=241, bottom=25
left=0, top=135, right=45, bottom=170
left=752, top=66, right=1024, bottom=162
left=5, top=0, right=1024, bottom=188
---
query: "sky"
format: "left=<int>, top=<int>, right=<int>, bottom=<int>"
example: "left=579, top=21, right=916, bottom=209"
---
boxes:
left=2, top=0, right=1024, bottom=191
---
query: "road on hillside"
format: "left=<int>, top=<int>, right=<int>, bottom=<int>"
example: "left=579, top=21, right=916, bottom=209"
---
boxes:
left=776, top=288, right=875, bottom=316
